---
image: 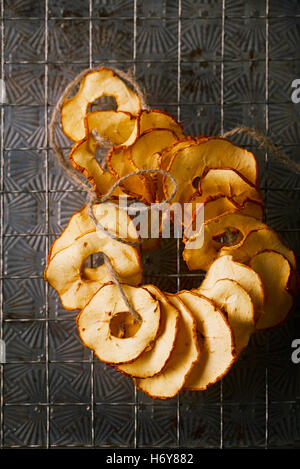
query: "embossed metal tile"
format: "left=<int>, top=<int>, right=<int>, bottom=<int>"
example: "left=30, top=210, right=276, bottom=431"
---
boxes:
left=0, top=0, right=300, bottom=449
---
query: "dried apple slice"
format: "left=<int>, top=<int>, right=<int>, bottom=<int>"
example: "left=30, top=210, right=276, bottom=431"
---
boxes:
left=61, top=68, right=141, bottom=142
left=134, top=294, right=199, bottom=399
left=107, top=144, right=154, bottom=203
left=116, top=285, right=180, bottom=378
left=49, top=202, right=140, bottom=260
left=77, top=283, right=161, bottom=364
left=69, top=110, right=138, bottom=197
left=139, top=109, right=185, bottom=139
left=219, top=227, right=297, bottom=270
left=175, top=290, right=236, bottom=390
left=198, top=255, right=264, bottom=322
left=129, top=128, right=179, bottom=172
left=70, top=140, right=127, bottom=197
left=183, top=196, right=264, bottom=241
left=198, top=279, right=255, bottom=355
left=183, top=212, right=265, bottom=271
left=86, top=110, right=136, bottom=150
left=250, top=250, right=295, bottom=331
left=197, top=168, right=262, bottom=205
left=45, top=229, right=142, bottom=310
left=163, top=137, right=259, bottom=204
left=128, top=128, right=179, bottom=201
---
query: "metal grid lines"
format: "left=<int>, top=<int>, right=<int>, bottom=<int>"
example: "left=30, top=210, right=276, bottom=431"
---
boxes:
left=0, top=0, right=300, bottom=449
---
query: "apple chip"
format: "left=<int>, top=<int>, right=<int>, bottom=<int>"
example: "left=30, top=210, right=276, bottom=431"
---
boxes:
left=129, top=128, right=179, bottom=172
left=196, top=168, right=262, bottom=206
left=219, top=227, right=297, bottom=270
left=116, top=285, right=180, bottom=378
left=183, top=212, right=265, bottom=271
left=250, top=250, right=295, bottom=330
left=183, top=196, right=264, bottom=241
left=198, top=255, right=264, bottom=322
left=49, top=202, right=140, bottom=260
left=77, top=283, right=161, bottom=364
left=69, top=110, right=138, bottom=197
left=45, top=229, right=142, bottom=310
left=163, top=138, right=259, bottom=204
left=107, top=144, right=154, bottom=203
left=176, top=290, right=236, bottom=390
left=134, top=295, right=199, bottom=399
left=61, top=68, right=141, bottom=142
left=139, top=109, right=185, bottom=139
left=198, top=279, right=255, bottom=355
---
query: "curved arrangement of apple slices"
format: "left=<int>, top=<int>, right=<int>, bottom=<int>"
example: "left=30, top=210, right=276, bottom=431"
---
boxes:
left=45, top=67, right=298, bottom=400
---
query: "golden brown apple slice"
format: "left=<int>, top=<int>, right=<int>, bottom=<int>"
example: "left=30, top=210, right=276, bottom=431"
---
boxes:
left=183, top=196, right=264, bottom=241
left=197, top=168, right=262, bottom=205
left=250, top=250, right=296, bottom=331
left=128, top=128, right=179, bottom=202
left=70, top=139, right=128, bottom=197
left=129, top=128, right=179, bottom=172
left=198, top=279, right=255, bottom=355
left=86, top=110, right=136, bottom=149
left=163, top=137, right=259, bottom=204
left=198, top=255, right=264, bottom=323
left=219, top=227, right=297, bottom=270
left=61, top=68, right=141, bottom=142
left=175, top=290, right=236, bottom=390
left=107, top=144, right=154, bottom=204
left=116, top=285, right=180, bottom=378
left=134, top=295, right=199, bottom=399
left=139, top=109, right=186, bottom=139
left=49, top=202, right=140, bottom=260
left=183, top=212, right=265, bottom=271
left=77, top=283, right=161, bottom=364
left=45, top=229, right=142, bottom=310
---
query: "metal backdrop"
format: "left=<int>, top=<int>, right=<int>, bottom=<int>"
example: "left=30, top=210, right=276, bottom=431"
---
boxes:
left=0, top=0, right=300, bottom=449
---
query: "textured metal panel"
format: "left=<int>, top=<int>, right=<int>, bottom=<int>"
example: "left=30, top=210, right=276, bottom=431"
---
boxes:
left=0, top=0, right=299, bottom=449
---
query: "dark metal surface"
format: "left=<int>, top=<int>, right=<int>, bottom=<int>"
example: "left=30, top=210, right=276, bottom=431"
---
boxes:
left=0, top=0, right=300, bottom=448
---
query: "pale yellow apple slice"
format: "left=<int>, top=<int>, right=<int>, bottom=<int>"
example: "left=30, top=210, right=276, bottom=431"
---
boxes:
left=183, top=212, right=265, bottom=271
left=219, top=227, right=297, bottom=270
left=49, top=202, right=140, bottom=260
left=77, top=283, right=161, bottom=364
left=198, top=279, right=255, bottom=355
left=134, top=294, right=199, bottom=399
left=176, top=290, right=236, bottom=390
left=116, top=285, right=180, bottom=378
left=45, top=229, right=142, bottom=310
left=61, top=68, right=141, bottom=142
left=198, top=255, right=264, bottom=323
left=250, top=250, right=296, bottom=331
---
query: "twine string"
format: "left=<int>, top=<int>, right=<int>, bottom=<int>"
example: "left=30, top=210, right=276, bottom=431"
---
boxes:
left=222, top=126, right=300, bottom=174
left=101, top=252, right=142, bottom=323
